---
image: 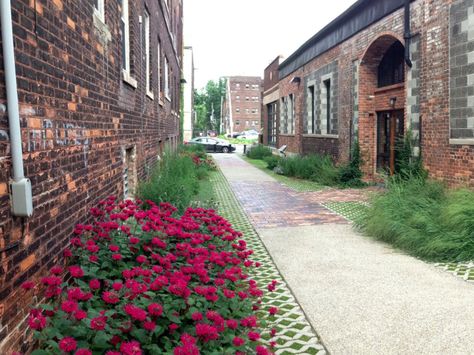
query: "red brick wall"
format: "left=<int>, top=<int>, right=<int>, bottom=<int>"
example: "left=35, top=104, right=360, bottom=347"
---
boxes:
left=262, top=57, right=281, bottom=146
left=0, top=0, right=182, bottom=352
left=277, top=0, right=473, bottom=186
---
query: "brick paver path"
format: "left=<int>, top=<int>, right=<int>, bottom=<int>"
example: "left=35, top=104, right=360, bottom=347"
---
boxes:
left=213, top=154, right=371, bottom=229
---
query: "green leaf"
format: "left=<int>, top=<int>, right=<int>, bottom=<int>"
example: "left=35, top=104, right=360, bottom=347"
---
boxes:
left=93, top=331, right=112, bottom=348
left=130, top=328, right=148, bottom=343
left=31, top=350, right=50, bottom=355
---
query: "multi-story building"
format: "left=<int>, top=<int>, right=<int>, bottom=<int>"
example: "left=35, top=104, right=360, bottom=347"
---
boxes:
left=265, top=0, right=473, bottom=186
left=0, top=0, right=183, bottom=351
left=182, top=46, right=194, bottom=142
left=222, top=76, right=262, bottom=135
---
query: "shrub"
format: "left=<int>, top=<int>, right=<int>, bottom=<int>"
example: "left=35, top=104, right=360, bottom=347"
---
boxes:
left=337, top=140, right=365, bottom=187
left=263, top=156, right=281, bottom=171
left=137, top=152, right=199, bottom=213
left=356, top=176, right=474, bottom=261
left=246, top=145, right=272, bottom=160
left=23, top=198, right=276, bottom=354
left=278, top=154, right=338, bottom=186
left=394, top=130, right=427, bottom=180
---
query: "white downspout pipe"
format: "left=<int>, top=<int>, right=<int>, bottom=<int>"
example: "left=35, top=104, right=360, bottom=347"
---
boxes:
left=1, top=0, right=33, bottom=217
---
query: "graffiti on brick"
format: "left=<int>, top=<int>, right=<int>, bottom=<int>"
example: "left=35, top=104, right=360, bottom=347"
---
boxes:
left=27, top=119, right=90, bottom=152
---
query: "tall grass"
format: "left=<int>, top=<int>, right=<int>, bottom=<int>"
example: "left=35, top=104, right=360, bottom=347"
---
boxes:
left=137, top=150, right=199, bottom=213
left=278, top=154, right=339, bottom=186
left=356, top=176, right=474, bottom=261
left=246, top=144, right=272, bottom=160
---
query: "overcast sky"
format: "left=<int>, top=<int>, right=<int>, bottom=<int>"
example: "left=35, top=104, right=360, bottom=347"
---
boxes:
left=183, top=0, right=357, bottom=89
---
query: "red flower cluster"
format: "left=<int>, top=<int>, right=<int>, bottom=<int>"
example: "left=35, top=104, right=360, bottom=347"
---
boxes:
left=22, top=197, right=275, bottom=354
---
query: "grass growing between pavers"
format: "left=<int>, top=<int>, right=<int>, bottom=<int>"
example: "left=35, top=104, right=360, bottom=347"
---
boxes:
left=211, top=169, right=327, bottom=354
left=243, top=156, right=326, bottom=192
left=321, top=201, right=368, bottom=222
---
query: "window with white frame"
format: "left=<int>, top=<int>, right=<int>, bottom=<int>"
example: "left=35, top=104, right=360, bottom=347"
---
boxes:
left=120, top=0, right=137, bottom=88
left=157, top=39, right=162, bottom=98
left=164, top=57, right=170, bottom=99
left=94, top=0, right=105, bottom=22
left=144, top=9, right=153, bottom=98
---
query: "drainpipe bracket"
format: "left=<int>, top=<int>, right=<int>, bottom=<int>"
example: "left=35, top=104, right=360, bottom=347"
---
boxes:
left=10, top=178, right=33, bottom=217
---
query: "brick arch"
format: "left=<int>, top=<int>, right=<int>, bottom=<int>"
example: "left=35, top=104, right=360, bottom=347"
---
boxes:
left=358, top=33, right=407, bottom=179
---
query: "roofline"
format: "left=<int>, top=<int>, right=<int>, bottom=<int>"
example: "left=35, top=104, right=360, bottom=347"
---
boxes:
left=279, top=0, right=413, bottom=78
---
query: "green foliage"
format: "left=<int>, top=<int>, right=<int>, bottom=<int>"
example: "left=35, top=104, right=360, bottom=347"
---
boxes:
left=137, top=151, right=199, bottom=213
left=263, top=155, right=281, bottom=170
left=194, top=79, right=227, bottom=135
left=337, top=140, right=366, bottom=187
left=394, top=130, right=427, bottom=180
left=277, top=155, right=339, bottom=186
left=356, top=176, right=474, bottom=261
left=245, top=144, right=272, bottom=160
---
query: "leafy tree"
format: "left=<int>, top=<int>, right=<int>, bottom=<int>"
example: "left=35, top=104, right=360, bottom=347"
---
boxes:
left=193, top=78, right=226, bottom=135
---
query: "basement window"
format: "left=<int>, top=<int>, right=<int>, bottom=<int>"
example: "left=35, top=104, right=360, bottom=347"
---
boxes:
left=124, top=147, right=137, bottom=199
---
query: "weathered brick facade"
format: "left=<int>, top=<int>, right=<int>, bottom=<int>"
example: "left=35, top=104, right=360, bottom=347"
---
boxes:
left=0, top=0, right=182, bottom=352
left=269, top=0, right=474, bottom=186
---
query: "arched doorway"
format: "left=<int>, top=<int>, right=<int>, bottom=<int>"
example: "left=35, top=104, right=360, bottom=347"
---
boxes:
left=358, top=34, right=407, bottom=178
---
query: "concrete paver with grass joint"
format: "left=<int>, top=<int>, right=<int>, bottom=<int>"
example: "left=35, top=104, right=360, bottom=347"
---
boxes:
left=213, top=153, right=474, bottom=355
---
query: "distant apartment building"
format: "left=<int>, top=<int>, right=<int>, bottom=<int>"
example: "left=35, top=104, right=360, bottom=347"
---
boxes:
left=183, top=46, right=194, bottom=141
left=222, top=76, right=262, bottom=135
left=0, top=0, right=183, bottom=352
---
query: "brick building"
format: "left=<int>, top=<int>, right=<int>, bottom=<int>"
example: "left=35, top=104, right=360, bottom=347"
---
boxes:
left=265, top=0, right=474, bottom=186
left=262, top=56, right=282, bottom=147
left=0, top=0, right=183, bottom=351
left=222, top=76, right=262, bottom=135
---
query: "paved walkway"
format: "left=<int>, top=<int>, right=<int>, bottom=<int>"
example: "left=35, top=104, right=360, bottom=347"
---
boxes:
left=213, top=153, right=474, bottom=355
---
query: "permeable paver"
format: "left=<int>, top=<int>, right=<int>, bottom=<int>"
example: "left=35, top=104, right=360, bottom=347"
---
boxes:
left=211, top=170, right=326, bottom=355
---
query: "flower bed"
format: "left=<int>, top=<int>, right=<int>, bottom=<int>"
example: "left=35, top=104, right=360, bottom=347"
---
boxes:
left=24, top=197, right=276, bottom=354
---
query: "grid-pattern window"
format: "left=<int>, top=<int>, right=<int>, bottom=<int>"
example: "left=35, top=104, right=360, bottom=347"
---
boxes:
left=144, top=10, right=153, bottom=98
left=267, top=102, right=277, bottom=146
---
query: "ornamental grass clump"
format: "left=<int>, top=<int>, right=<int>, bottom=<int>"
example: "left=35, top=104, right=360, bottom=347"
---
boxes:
left=23, top=197, right=276, bottom=354
left=356, top=176, right=474, bottom=261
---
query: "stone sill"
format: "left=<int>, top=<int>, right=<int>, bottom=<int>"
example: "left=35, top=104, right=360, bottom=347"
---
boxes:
left=374, top=82, right=405, bottom=94
left=122, top=70, right=138, bottom=89
left=303, top=134, right=339, bottom=139
left=450, top=138, right=474, bottom=146
left=146, top=91, right=154, bottom=100
left=279, top=134, right=296, bottom=137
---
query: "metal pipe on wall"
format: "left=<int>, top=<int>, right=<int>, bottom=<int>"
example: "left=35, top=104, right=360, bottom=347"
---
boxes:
left=1, top=0, right=33, bottom=217
left=404, top=0, right=413, bottom=68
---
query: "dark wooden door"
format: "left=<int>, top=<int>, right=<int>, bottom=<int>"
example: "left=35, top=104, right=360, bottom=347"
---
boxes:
left=377, top=110, right=404, bottom=175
